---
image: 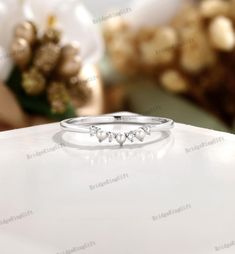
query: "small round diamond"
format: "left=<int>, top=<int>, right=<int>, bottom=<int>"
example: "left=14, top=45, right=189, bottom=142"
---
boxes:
left=126, top=132, right=135, bottom=142
left=89, top=126, right=98, bottom=136
left=108, top=132, right=116, bottom=143
left=142, top=125, right=151, bottom=135
left=134, top=128, right=146, bottom=142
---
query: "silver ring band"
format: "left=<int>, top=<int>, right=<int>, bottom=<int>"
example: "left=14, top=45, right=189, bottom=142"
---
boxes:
left=60, top=112, right=174, bottom=146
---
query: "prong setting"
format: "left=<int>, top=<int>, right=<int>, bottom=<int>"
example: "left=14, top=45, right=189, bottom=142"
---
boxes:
left=142, top=125, right=151, bottom=135
left=96, top=129, right=108, bottom=143
left=134, top=128, right=146, bottom=142
left=115, top=133, right=126, bottom=146
left=126, top=131, right=135, bottom=142
left=90, top=125, right=151, bottom=146
left=108, top=132, right=116, bottom=143
left=89, top=126, right=98, bottom=136
left=61, top=113, right=174, bottom=147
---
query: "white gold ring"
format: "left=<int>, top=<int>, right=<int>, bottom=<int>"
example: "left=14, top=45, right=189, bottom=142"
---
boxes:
left=60, top=112, right=174, bottom=146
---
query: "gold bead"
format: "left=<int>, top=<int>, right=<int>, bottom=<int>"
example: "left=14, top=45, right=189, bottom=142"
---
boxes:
left=61, top=42, right=80, bottom=59
left=68, top=76, right=92, bottom=106
left=14, top=21, right=37, bottom=45
left=50, top=100, right=67, bottom=114
left=34, top=43, right=61, bottom=74
left=160, top=70, right=188, bottom=93
left=22, top=68, right=46, bottom=95
left=57, top=56, right=81, bottom=78
left=11, top=38, right=31, bottom=69
left=180, top=27, right=216, bottom=73
left=209, top=16, right=235, bottom=51
left=140, top=27, right=177, bottom=66
left=43, top=27, right=61, bottom=44
left=76, top=82, right=92, bottom=106
left=200, top=0, right=230, bottom=18
left=47, top=81, right=70, bottom=114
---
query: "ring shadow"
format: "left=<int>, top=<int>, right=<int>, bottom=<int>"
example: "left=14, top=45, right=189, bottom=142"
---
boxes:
left=52, top=130, right=173, bottom=151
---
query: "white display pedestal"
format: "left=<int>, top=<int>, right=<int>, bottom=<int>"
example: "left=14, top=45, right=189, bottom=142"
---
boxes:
left=0, top=122, right=234, bottom=254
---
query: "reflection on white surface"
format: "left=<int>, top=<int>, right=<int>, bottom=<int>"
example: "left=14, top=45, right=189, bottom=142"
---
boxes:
left=53, top=130, right=174, bottom=165
left=0, top=122, right=235, bottom=254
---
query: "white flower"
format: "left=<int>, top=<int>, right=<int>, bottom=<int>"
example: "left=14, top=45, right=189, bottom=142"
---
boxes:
left=0, top=0, right=104, bottom=81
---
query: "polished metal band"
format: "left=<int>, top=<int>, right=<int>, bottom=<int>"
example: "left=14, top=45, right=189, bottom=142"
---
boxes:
left=60, top=112, right=174, bottom=146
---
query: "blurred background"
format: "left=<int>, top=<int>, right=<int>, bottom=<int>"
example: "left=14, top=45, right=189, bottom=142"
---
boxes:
left=0, top=0, right=235, bottom=133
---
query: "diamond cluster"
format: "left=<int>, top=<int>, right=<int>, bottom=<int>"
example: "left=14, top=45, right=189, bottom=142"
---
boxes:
left=89, top=125, right=151, bottom=146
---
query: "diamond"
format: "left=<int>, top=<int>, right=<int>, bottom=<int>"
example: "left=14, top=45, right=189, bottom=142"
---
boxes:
left=126, top=132, right=134, bottom=142
left=134, top=128, right=146, bottom=142
left=142, top=125, right=151, bottom=135
left=89, top=126, right=98, bottom=136
left=108, top=132, right=116, bottom=143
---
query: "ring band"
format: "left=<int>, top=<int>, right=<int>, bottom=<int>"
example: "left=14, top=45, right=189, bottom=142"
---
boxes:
left=60, top=112, right=174, bottom=146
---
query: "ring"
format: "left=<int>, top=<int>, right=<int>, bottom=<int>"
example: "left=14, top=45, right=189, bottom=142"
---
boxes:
left=60, top=112, right=174, bottom=146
